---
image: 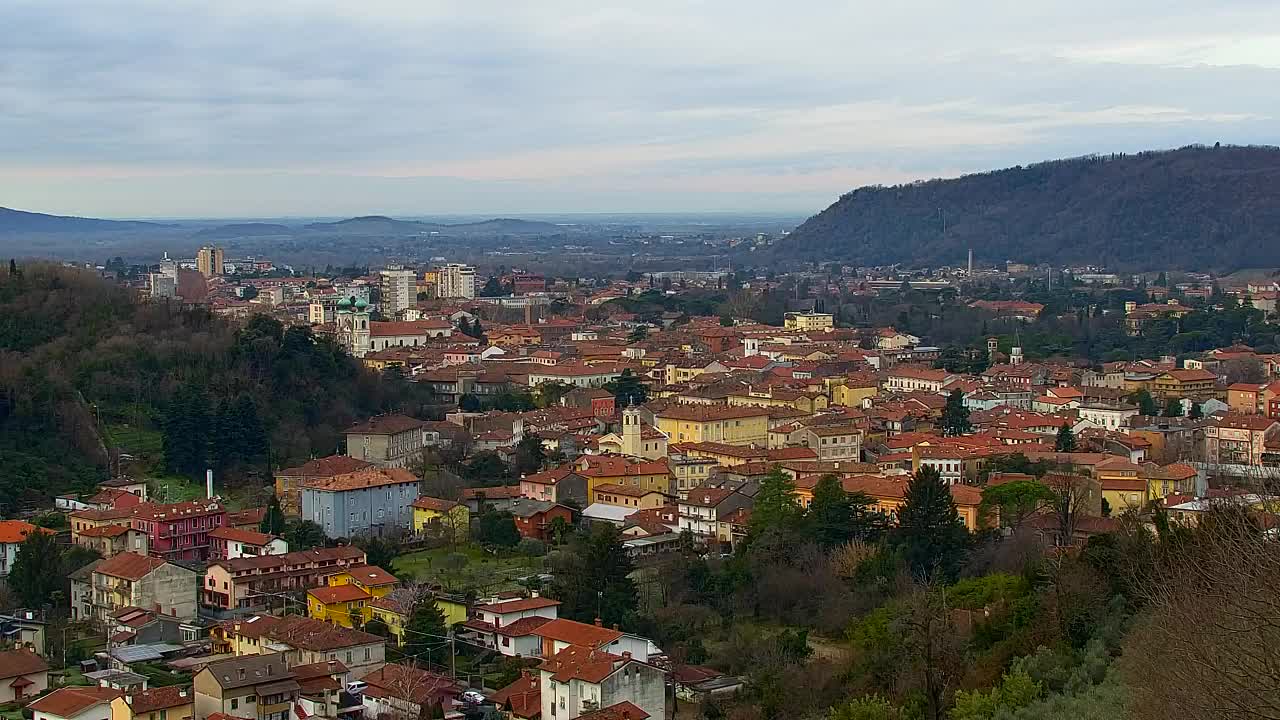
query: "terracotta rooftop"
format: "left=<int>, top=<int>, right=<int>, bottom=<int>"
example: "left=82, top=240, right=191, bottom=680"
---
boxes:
left=28, top=686, right=123, bottom=716
left=411, top=496, right=461, bottom=513
left=0, top=648, right=48, bottom=679
left=208, top=526, right=277, bottom=546
left=346, top=414, right=426, bottom=436
left=535, top=618, right=623, bottom=649
left=491, top=671, right=540, bottom=719
left=304, top=467, right=419, bottom=492
left=344, top=565, right=399, bottom=587
left=478, top=596, right=562, bottom=615
left=538, top=644, right=625, bottom=684
left=278, top=455, right=374, bottom=477
left=94, top=551, right=167, bottom=581
left=308, top=584, right=371, bottom=604
left=577, top=702, right=650, bottom=720
left=121, top=685, right=194, bottom=713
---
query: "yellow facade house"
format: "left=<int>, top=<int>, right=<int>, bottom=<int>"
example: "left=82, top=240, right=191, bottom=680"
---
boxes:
left=111, top=685, right=195, bottom=720
left=307, top=564, right=398, bottom=627
left=411, top=496, right=470, bottom=542
left=365, top=588, right=469, bottom=645
left=654, top=404, right=772, bottom=446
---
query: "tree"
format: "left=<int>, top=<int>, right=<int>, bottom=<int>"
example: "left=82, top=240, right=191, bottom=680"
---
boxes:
left=403, top=597, right=449, bottom=664
left=804, top=475, right=885, bottom=548
left=940, top=389, right=971, bottom=436
left=894, top=586, right=965, bottom=720
left=1055, top=423, right=1077, bottom=452
left=628, top=325, right=649, bottom=342
left=607, top=369, right=648, bottom=407
left=1044, top=473, right=1095, bottom=548
left=260, top=495, right=286, bottom=535
left=8, top=259, right=16, bottom=276
left=284, top=518, right=327, bottom=550
left=952, top=669, right=1042, bottom=720
left=480, top=276, right=506, bottom=297
left=356, top=535, right=401, bottom=573
left=477, top=510, right=520, bottom=547
left=749, top=466, right=802, bottom=538
left=458, top=393, right=483, bottom=412
left=512, top=436, right=546, bottom=476
left=828, top=696, right=904, bottom=720
left=547, top=523, right=638, bottom=627
left=1163, top=396, right=1183, bottom=417
left=719, top=315, right=733, bottom=327
left=1129, top=389, right=1158, bottom=416
left=895, top=466, right=968, bottom=581
left=547, top=516, right=572, bottom=545
left=162, top=383, right=212, bottom=477
left=10, top=530, right=63, bottom=608
left=980, top=480, right=1055, bottom=530
left=1188, top=402, right=1204, bottom=420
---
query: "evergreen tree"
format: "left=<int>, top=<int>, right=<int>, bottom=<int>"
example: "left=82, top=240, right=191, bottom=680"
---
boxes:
left=628, top=325, right=649, bottom=342
left=10, top=530, right=63, bottom=608
left=403, top=598, right=449, bottom=663
left=804, top=475, right=887, bottom=547
left=513, top=436, right=546, bottom=476
left=1189, top=402, right=1204, bottom=420
left=163, top=383, right=212, bottom=477
left=547, top=523, right=638, bottom=627
left=940, top=389, right=972, bottom=436
left=895, top=466, right=968, bottom=581
left=480, top=276, right=506, bottom=297
left=607, top=369, right=648, bottom=407
left=1055, top=423, right=1078, bottom=452
left=260, top=496, right=286, bottom=535
left=235, top=395, right=269, bottom=468
left=749, top=466, right=801, bottom=538
left=470, top=318, right=485, bottom=338
left=8, top=259, right=16, bottom=276
left=1130, top=389, right=1158, bottom=416
left=477, top=510, right=521, bottom=547
left=457, top=317, right=472, bottom=336
left=1163, top=396, right=1184, bottom=417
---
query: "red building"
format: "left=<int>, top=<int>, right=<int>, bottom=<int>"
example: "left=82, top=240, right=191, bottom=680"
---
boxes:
left=510, top=500, right=574, bottom=541
left=130, top=500, right=226, bottom=562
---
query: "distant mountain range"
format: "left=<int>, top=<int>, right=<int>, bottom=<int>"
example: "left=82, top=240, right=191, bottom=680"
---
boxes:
left=776, top=145, right=1280, bottom=272
left=0, top=207, right=169, bottom=233
left=193, top=223, right=293, bottom=239
left=301, top=215, right=561, bottom=235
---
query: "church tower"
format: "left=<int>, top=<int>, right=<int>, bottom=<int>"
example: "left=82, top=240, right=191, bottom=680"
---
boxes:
left=336, top=295, right=372, bottom=357
left=620, top=404, right=642, bottom=458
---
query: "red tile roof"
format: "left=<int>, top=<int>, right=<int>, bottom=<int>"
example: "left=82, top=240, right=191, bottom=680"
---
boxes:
left=577, top=702, right=650, bottom=720
left=28, top=686, right=122, bottom=717
left=308, top=585, right=371, bottom=604
left=122, top=685, right=194, bottom=713
left=278, top=455, right=374, bottom=477
left=0, top=520, right=55, bottom=544
left=411, top=496, right=462, bottom=513
left=538, top=644, right=625, bottom=683
left=305, top=467, right=419, bottom=492
left=535, top=618, right=623, bottom=649
left=0, top=649, right=48, bottom=680
left=491, top=672, right=540, bottom=719
left=346, top=414, right=426, bottom=436
left=95, top=551, right=167, bottom=581
left=344, top=565, right=398, bottom=587
left=479, top=596, right=562, bottom=614
left=208, top=527, right=276, bottom=545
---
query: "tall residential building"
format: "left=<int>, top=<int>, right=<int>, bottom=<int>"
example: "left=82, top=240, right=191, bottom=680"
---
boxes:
left=379, top=265, right=416, bottom=315
left=196, top=245, right=225, bottom=277
left=436, top=263, right=476, bottom=299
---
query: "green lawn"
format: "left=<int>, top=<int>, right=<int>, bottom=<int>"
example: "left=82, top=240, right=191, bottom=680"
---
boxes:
left=104, top=423, right=164, bottom=459
left=395, top=544, right=544, bottom=593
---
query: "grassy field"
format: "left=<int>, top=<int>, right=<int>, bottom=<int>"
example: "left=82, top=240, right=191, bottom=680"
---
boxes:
left=104, top=422, right=164, bottom=458
left=395, top=543, right=545, bottom=594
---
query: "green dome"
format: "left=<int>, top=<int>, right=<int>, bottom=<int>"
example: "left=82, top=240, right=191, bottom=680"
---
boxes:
left=354, top=298, right=368, bottom=310
left=337, top=296, right=353, bottom=309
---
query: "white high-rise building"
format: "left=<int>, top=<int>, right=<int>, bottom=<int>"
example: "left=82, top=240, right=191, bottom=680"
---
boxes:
left=379, top=265, right=416, bottom=314
left=437, top=263, right=476, bottom=299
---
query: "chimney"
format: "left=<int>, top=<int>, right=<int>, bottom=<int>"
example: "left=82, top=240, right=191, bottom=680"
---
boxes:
left=206, top=469, right=214, bottom=499
left=179, top=690, right=188, bottom=699
left=621, top=651, right=632, bottom=660
left=594, top=618, right=602, bottom=627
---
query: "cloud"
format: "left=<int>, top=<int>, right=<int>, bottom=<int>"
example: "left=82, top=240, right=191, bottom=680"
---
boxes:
left=0, top=0, right=1277, bottom=216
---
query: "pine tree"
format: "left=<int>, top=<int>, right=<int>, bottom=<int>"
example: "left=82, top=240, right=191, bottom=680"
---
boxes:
left=940, top=389, right=972, bottom=436
left=1055, top=423, right=1077, bottom=452
left=164, top=383, right=212, bottom=477
left=749, top=466, right=801, bottom=538
left=260, top=496, right=286, bottom=535
left=403, top=598, right=448, bottom=663
left=895, top=465, right=968, bottom=581
left=1163, top=396, right=1183, bottom=417
left=235, top=395, right=269, bottom=469
left=607, top=369, right=648, bottom=406
left=1189, top=402, right=1204, bottom=420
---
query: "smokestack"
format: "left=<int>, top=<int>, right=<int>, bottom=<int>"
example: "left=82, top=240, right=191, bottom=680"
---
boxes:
left=968, top=249, right=973, bottom=277
left=206, top=469, right=214, bottom=499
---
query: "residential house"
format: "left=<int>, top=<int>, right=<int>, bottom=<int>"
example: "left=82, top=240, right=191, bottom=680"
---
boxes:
left=590, top=485, right=668, bottom=511
left=128, top=501, right=227, bottom=563
left=213, top=615, right=385, bottom=677
left=1076, top=403, right=1140, bottom=431
left=0, top=648, right=48, bottom=702
left=30, top=686, right=122, bottom=720
left=410, top=497, right=470, bottom=542
left=1227, top=383, right=1270, bottom=415
left=302, top=467, right=421, bottom=539
left=538, top=645, right=666, bottom=720
left=358, top=664, right=464, bottom=720
left=459, top=485, right=523, bottom=514
left=308, top=565, right=398, bottom=627
left=519, top=468, right=590, bottom=506
left=534, top=619, right=653, bottom=663
left=677, top=489, right=752, bottom=540
left=1152, top=369, right=1221, bottom=403
left=202, top=546, right=366, bottom=611
left=274, top=456, right=374, bottom=516
left=793, top=425, right=862, bottom=461
left=0, top=521, right=55, bottom=577
left=840, top=475, right=987, bottom=532
left=653, top=405, right=772, bottom=447
left=81, top=552, right=199, bottom=624
left=668, top=456, right=719, bottom=495
left=207, top=528, right=287, bottom=561
left=288, top=660, right=361, bottom=720
left=509, top=500, right=574, bottom=541
left=574, top=456, right=673, bottom=498
left=491, top=670, right=541, bottom=720
left=110, top=685, right=194, bottom=720
left=344, top=415, right=427, bottom=468
left=884, top=367, right=951, bottom=393
left=193, top=654, right=298, bottom=720
left=458, top=596, right=561, bottom=658
left=74, top=524, right=150, bottom=559
left=1205, top=414, right=1280, bottom=467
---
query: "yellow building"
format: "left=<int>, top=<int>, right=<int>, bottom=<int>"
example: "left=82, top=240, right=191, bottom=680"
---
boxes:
left=654, top=405, right=772, bottom=446
left=591, top=483, right=669, bottom=510
left=112, top=685, right=195, bottom=720
left=365, top=590, right=468, bottom=646
left=1151, top=369, right=1221, bottom=402
left=574, top=456, right=673, bottom=497
left=830, top=377, right=878, bottom=408
left=307, top=584, right=370, bottom=628
left=783, top=312, right=834, bottom=332
left=328, top=565, right=398, bottom=598
left=411, top=497, right=470, bottom=542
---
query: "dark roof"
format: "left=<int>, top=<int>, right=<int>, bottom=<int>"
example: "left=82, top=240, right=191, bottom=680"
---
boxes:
left=0, top=649, right=48, bottom=679
left=346, top=414, right=426, bottom=436
left=122, top=685, right=194, bottom=713
left=94, top=552, right=168, bottom=581
left=201, top=653, right=291, bottom=690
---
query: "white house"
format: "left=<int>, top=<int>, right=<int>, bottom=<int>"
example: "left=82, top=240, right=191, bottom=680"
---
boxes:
left=538, top=645, right=666, bottom=720
left=29, top=686, right=121, bottom=720
left=459, top=596, right=562, bottom=658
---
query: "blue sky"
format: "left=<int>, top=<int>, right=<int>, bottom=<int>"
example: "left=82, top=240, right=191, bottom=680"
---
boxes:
left=2, top=0, right=1278, bottom=217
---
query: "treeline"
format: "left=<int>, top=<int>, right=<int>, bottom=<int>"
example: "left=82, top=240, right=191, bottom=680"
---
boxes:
left=0, top=263, right=441, bottom=510
left=779, top=145, right=1280, bottom=271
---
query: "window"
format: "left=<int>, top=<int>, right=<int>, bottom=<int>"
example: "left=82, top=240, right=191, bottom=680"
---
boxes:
left=346, top=651, right=353, bottom=664
left=364, top=647, right=371, bottom=660
left=230, top=700, right=238, bottom=710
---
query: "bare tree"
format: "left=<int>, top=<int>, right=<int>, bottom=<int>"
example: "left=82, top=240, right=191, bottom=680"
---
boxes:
left=893, top=583, right=965, bottom=720
left=1042, top=472, right=1099, bottom=546
left=1122, top=499, right=1280, bottom=720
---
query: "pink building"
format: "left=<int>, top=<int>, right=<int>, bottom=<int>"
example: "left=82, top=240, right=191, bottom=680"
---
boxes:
left=130, top=501, right=226, bottom=562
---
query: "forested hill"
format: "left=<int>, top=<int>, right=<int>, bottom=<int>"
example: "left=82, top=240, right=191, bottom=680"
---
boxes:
left=0, top=263, right=439, bottom=514
left=777, top=145, right=1280, bottom=271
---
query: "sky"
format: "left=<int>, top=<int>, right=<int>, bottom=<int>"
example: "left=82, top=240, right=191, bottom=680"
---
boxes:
left=2, top=0, right=1279, bottom=218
